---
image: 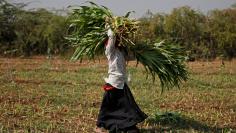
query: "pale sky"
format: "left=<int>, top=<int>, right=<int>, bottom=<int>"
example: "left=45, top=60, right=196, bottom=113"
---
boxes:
left=9, top=0, right=236, bottom=18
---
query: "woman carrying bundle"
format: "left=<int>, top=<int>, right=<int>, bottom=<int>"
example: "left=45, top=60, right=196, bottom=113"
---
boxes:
left=95, top=27, right=148, bottom=133
left=66, top=2, right=188, bottom=133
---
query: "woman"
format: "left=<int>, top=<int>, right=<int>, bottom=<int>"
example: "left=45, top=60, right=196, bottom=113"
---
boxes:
left=95, top=28, right=147, bottom=133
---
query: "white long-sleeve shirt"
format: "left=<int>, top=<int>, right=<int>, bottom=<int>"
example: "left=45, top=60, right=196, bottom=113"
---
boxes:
left=104, top=34, right=127, bottom=89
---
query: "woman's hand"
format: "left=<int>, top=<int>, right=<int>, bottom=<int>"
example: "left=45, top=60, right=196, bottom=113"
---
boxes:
left=107, top=28, right=114, bottom=37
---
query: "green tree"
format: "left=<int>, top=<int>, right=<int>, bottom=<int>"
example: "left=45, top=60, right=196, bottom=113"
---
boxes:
left=0, top=0, right=20, bottom=55
left=164, top=6, right=206, bottom=59
left=15, top=8, right=68, bottom=56
left=207, top=9, right=236, bottom=59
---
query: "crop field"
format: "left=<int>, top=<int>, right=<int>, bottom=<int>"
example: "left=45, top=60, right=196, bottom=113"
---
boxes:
left=0, top=57, right=235, bottom=133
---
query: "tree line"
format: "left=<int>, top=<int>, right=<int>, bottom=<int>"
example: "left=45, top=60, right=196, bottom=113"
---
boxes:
left=137, top=6, right=236, bottom=60
left=0, top=1, right=235, bottom=60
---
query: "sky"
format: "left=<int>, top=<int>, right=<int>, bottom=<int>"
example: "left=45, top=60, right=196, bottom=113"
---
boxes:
left=9, top=0, right=236, bottom=18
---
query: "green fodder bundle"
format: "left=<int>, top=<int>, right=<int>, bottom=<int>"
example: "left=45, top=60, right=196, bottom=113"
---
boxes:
left=66, top=1, right=137, bottom=60
left=131, top=42, right=188, bottom=90
left=66, top=2, right=188, bottom=89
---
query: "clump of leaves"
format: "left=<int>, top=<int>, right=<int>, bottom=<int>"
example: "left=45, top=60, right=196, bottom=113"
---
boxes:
left=154, top=111, right=183, bottom=125
left=66, top=1, right=188, bottom=90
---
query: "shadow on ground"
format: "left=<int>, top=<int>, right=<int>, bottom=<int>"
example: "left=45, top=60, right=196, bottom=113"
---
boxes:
left=140, top=112, right=235, bottom=133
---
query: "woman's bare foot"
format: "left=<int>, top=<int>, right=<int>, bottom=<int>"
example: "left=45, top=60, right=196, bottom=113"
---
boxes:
left=94, top=127, right=107, bottom=133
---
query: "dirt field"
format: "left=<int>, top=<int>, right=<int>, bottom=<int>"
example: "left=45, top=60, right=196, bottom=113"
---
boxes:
left=0, top=56, right=235, bottom=133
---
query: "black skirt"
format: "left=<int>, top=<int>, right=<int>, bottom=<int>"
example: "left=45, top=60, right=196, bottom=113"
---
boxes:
left=96, top=83, right=148, bottom=132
